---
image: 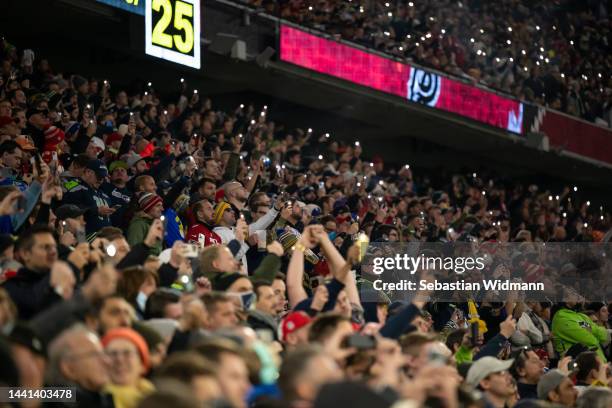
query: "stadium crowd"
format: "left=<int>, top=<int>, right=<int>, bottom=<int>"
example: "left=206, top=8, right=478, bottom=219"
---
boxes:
left=1, top=30, right=612, bottom=408
left=245, top=0, right=612, bottom=127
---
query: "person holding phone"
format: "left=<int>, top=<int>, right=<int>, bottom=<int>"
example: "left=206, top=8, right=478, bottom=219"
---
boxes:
left=62, top=159, right=114, bottom=237
left=101, top=160, right=131, bottom=226
left=127, top=192, right=164, bottom=256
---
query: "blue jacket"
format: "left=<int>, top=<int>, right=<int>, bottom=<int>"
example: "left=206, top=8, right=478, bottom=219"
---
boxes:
left=63, top=179, right=112, bottom=236
left=162, top=208, right=185, bottom=247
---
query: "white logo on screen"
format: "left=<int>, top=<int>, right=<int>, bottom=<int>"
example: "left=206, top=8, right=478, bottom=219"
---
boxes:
left=507, top=103, right=524, bottom=133
left=407, top=67, right=441, bottom=107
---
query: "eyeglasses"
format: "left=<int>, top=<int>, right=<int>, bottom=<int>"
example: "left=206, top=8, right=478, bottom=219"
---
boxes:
left=67, top=350, right=106, bottom=361
left=106, top=349, right=138, bottom=360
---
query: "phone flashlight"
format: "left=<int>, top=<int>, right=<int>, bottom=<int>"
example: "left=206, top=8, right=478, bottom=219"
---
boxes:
left=106, top=244, right=117, bottom=257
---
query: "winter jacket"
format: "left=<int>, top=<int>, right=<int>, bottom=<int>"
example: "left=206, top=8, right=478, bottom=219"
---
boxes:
left=63, top=179, right=112, bottom=236
left=213, top=207, right=279, bottom=272
left=127, top=215, right=161, bottom=255
left=1, top=267, right=63, bottom=320
left=552, top=307, right=609, bottom=361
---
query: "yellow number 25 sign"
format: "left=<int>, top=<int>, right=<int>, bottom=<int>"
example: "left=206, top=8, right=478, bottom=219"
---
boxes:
left=145, top=0, right=201, bottom=69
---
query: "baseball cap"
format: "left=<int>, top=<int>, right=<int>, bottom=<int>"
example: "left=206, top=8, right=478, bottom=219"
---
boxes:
left=108, top=160, right=128, bottom=173
left=465, top=356, right=514, bottom=388
left=86, top=159, right=109, bottom=179
left=90, top=137, right=105, bottom=152
left=126, top=153, right=146, bottom=168
left=15, top=135, right=36, bottom=151
left=537, top=369, right=568, bottom=400
left=280, top=312, right=312, bottom=342
left=55, top=204, right=87, bottom=220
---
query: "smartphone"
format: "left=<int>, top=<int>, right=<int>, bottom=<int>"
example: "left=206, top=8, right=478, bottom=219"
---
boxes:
left=76, top=229, right=87, bottom=244
left=16, top=196, right=26, bottom=212
left=470, top=322, right=479, bottom=347
left=182, top=243, right=200, bottom=258
left=30, top=156, right=42, bottom=175
left=342, top=334, right=377, bottom=350
left=160, top=215, right=168, bottom=241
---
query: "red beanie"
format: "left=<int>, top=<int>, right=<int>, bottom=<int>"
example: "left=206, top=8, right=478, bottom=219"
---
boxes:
left=101, top=327, right=150, bottom=371
left=106, top=132, right=123, bottom=146
left=43, top=125, right=65, bottom=153
left=138, top=192, right=163, bottom=214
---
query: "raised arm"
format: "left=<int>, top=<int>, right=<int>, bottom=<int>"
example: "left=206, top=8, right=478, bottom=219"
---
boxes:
left=287, top=225, right=321, bottom=308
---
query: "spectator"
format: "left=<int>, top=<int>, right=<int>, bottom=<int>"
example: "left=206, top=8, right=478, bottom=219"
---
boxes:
left=537, top=369, right=577, bottom=406
left=153, top=351, right=223, bottom=405
left=509, top=347, right=546, bottom=399
left=2, top=225, right=72, bottom=319
left=195, top=339, right=251, bottom=408
left=552, top=300, right=609, bottom=362
left=466, top=357, right=516, bottom=408
left=127, top=193, right=164, bottom=255
left=185, top=199, right=221, bottom=246
left=101, top=327, right=155, bottom=408
left=47, top=325, right=115, bottom=407
left=280, top=311, right=312, bottom=348
left=576, top=388, right=612, bottom=408
left=200, top=292, right=238, bottom=331
left=62, top=159, right=114, bottom=237
left=278, top=345, right=342, bottom=407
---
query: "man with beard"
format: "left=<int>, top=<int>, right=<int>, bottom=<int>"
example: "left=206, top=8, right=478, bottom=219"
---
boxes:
left=101, top=160, right=131, bottom=226
left=221, top=181, right=249, bottom=214
left=186, top=199, right=222, bottom=246
left=213, top=198, right=279, bottom=273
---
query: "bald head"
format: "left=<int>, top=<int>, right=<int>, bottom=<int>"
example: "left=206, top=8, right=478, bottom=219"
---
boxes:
left=47, top=325, right=110, bottom=391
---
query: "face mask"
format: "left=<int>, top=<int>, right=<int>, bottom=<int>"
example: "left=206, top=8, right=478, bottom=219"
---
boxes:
left=328, top=231, right=337, bottom=241
left=136, top=291, right=148, bottom=311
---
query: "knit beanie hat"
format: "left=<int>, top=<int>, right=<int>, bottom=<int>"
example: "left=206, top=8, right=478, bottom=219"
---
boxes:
left=213, top=201, right=232, bottom=225
left=101, top=327, right=150, bottom=371
left=212, top=272, right=246, bottom=292
left=138, top=192, right=163, bottom=214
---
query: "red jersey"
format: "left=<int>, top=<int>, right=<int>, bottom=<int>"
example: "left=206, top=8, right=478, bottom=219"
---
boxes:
left=185, top=223, right=222, bottom=247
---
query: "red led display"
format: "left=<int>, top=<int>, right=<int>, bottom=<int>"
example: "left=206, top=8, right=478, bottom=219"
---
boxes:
left=280, top=25, right=524, bottom=134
